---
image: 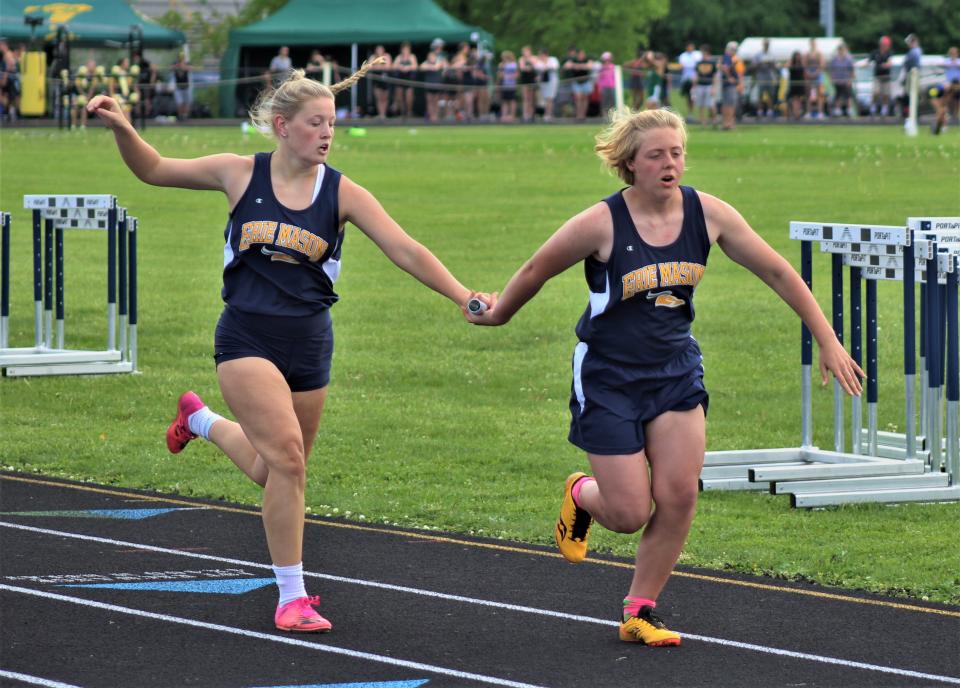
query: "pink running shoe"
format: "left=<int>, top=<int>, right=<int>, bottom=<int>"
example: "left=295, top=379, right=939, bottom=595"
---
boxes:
left=275, top=596, right=332, bottom=633
left=165, top=391, right=204, bottom=454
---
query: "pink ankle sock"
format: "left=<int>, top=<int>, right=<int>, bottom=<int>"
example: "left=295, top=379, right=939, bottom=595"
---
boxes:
left=571, top=476, right=595, bottom=508
left=623, top=595, right=656, bottom=620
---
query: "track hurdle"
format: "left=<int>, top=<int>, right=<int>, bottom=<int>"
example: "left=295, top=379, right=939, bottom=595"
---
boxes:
left=788, top=246, right=958, bottom=508
left=701, top=222, right=934, bottom=499
left=0, top=195, right=139, bottom=377
left=846, top=219, right=960, bottom=464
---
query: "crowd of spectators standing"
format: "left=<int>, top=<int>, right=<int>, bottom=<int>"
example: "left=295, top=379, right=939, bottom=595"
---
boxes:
left=0, top=42, right=197, bottom=126
left=254, top=34, right=958, bottom=131
left=2, top=33, right=957, bottom=131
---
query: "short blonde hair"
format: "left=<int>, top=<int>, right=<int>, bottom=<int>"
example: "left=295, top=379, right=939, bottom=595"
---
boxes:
left=249, top=59, right=382, bottom=137
left=594, top=108, right=687, bottom=184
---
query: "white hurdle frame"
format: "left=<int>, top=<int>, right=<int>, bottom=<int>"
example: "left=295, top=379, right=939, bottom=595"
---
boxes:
left=0, top=195, right=138, bottom=377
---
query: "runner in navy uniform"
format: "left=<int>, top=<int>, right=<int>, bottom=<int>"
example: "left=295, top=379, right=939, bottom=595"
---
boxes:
left=87, top=64, right=485, bottom=634
left=467, top=109, right=862, bottom=645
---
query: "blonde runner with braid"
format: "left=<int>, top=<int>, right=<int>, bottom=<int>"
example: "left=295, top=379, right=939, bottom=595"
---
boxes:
left=87, top=58, right=489, bottom=633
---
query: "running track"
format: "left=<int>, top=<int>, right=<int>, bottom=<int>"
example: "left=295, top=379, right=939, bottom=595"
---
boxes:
left=1, top=471, right=958, bottom=688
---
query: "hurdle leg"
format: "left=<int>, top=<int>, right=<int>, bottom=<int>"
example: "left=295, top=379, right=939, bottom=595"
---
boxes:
left=1, top=212, right=9, bottom=349
left=107, top=207, right=117, bottom=352
left=903, top=242, right=917, bottom=460
left=935, top=280, right=948, bottom=471
left=32, top=210, right=43, bottom=349
left=831, top=253, right=845, bottom=452
left=946, top=261, right=958, bottom=483
left=128, top=218, right=138, bottom=372
left=55, top=225, right=64, bottom=349
left=801, top=240, right=814, bottom=447
left=926, top=251, right=942, bottom=471
left=920, top=284, right=928, bottom=447
left=866, top=279, right=879, bottom=456
left=118, top=215, right=128, bottom=361
left=850, top=266, right=863, bottom=454
left=43, top=218, right=54, bottom=349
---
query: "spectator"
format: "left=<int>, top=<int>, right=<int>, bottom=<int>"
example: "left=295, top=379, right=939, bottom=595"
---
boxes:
left=786, top=51, right=806, bottom=119
left=450, top=42, right=473, bottom=121
left=439, top=43, right=465, bottom=120
left=368, top=45, right=392, bottom=120
left=624, top=47, right=647, bottom=110
left=677, top=42, right=701, bottom=114
left=943, top=46, right=960, bottom=123
left=870, top=36, right=894, bottom=117
left=72, top=59, right=101, bottom=129
left=420, top=49, right=444, bottom=122
left=804, top=38, right=825, bottom=118
left=431, top=38, right=448, bottom=62
left=565, top=47, right=594, bottom=121
left=472, top=45, right=493, bottom=122
left=0, top=41, right=22, bottom=123
left=171, top=52, right=192, bottom=121
left=719, top=41, right=739, bottom=129
left=391, top=42, right=417, bottom=120
left=109, top=56, right=138, bottom=122
left=752, top=38, right=779, bottom=118
left=133, top=52, right=157, bottom=118
left=828, top=44, right=855, bottom=117
left=537, top=47, right=560, bottom=121
left=497, top=49, right=518, bottom=122
left=692, top=43, right=717, bottom=126
left=644, top=51, right=666, bottom=110
left=597, top=51, right=617, bottom=117
left=519, top=45, right=538, bottom=122
left=268, top=46, right=293, bottom=89
left=929, top=75, right=959, bottom=135
left=901, top=33, right=923, bottom=118
left=305, top=50, right=326, bottom=83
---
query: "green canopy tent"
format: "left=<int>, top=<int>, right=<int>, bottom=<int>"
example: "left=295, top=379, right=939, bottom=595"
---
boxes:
left=0, top=0, right=184, bottom=47
left=220, top=0, right=493, bottom=117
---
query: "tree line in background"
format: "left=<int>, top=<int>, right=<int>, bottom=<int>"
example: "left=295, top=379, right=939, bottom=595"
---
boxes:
left=159, top=0, right=959, bottom=68
left=438, top=0, right=959, bottom=58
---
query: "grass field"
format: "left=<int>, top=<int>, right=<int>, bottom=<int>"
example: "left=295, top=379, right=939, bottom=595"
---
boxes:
left=1, top=122, right=958, bottom=605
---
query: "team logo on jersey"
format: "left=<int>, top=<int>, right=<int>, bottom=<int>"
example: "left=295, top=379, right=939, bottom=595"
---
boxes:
left=238, top=220, right=329, bottom=264
left=646, top=290, right=686, bottom=308
left=622, top=261, right=705, bottom=301
left=261, top=246, right=300, bottom=264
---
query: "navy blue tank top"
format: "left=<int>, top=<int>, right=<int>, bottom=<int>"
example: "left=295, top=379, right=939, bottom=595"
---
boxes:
left=222, top=152, right=343, bottom=316
left=574, top=185, right=711, bottom=365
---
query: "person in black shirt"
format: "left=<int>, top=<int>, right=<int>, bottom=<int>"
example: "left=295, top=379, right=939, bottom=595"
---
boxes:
left=870, top=35, right=893, bottom=117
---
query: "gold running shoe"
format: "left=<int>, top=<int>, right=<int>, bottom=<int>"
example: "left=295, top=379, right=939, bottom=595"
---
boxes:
left=619, top=606, right=682, bottom=646
left=555, top=472, right=593, bottom=563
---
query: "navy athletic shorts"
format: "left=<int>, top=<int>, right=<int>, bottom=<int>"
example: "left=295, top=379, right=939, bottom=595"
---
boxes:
left=568, top=337, right=708, bottom=455
left=214, top=306, right=334, bottom=392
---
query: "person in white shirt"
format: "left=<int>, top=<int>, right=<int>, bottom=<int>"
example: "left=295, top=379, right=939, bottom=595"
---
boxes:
left=537, top=48, right=560, bottom=121
left=677, top=42, right=702, bottom=114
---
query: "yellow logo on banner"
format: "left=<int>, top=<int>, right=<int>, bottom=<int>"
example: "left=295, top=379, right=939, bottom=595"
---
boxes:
left=24, top=3, right=93, bottom=26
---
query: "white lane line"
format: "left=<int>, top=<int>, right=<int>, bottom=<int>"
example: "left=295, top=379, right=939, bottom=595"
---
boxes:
left=3, top=520, right=960, bottom=686
left=0, top=670, right=83, bottom=688
left=0, top=584, right=548, bottom=688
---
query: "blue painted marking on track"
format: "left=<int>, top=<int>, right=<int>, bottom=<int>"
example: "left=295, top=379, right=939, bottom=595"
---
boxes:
left=61, top=578, right=275, bottom=594
left=87, top=508, right=201, bottom=520
left=248, top=682, right=430, bottom=688
left=0, top=508, right=202, bottom=520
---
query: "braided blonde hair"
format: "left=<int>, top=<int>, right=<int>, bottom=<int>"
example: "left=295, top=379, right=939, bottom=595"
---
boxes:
left=594, top=108, right=687, bottom=185
left=249, top=57, right=384, bottom=137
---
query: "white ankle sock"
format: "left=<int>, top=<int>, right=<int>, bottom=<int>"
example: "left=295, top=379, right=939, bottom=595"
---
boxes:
left=272, top=562, right=307, bottom=606
left=187, top=406, right=223, bottom=440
